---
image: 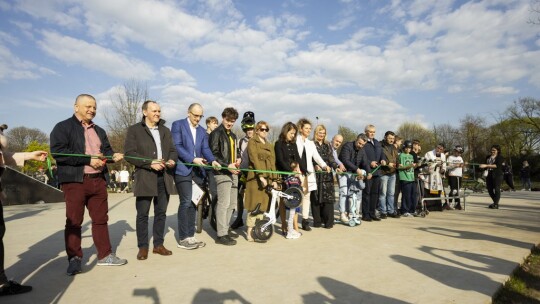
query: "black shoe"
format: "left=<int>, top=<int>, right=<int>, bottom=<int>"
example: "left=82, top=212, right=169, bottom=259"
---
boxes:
left=301, top=219, right=312, bottom=231
left=442, top=203, right=452, bottom=211
left=230, top=219, right=244, bottom=229
left=388, top=213, right=400, bottom=218
left=313, top=222, right=322, bottom=228
left=488, top=204, right=499, bottom=209
left=66, top=256, right=82, bottom=276
left=455, top=204, right=462, bottom=210
left=215, top=236, right=237, bottom=246
left=361, top=217, right=372, bottom=222
left=372, top=216, right=381, bottom=221
left=379, top=213, right=387, bottom=219
left=0, top=280, right=32, bottom=296
left=228, top=229, right=240, bottom=239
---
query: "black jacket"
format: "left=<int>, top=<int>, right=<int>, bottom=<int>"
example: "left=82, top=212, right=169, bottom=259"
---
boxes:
left=339, top=141, right=369, bottom=173
left=274, top=140, right=305, bottom=173
left=363, top=138, right=385, bottom=177
left=124, top=119, right=178, bottom=196
left=209, top=124, right=237, bottom=175
left=50, top=115, right=114, bottom=184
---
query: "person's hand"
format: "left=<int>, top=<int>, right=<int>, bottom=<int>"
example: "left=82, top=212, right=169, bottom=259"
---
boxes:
left=370, top=161, right=378, bottom=168
left=259, top=176, right=268, bottom=187
left=367, top=173, right=373, bottom=180
left=211, top=160, right=221, bottom=170
left=112, top=153, right=123, bottom=162
left=193, top=157, right=206, bottom=165
left=151, top=159, right=165, bottom=171
left=388, top=162, right=395, bottom=168
left=272, top=181, right=278, bottom=189
left=325, top=166, right=331, bottom=173
left=335, top=167, right=342, bottom=173
left=479, top=164, right=487, bottom=169
left=165, top=160, right=176, bottom=168
left=90, top=158, right=104, bottom=170
left=380, top=160, right=387, bottom=166
left=315, top=165, right=321, bottom=171
left=228, top=163, right=240, bottom=174
left=339, top=164, right=346, bottom=172
left=28, top=151, right=48, bottom=161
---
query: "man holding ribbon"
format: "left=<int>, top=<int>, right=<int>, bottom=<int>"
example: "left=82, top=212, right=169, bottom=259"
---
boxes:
left=124, top=100, right=177, bottom=260
left=50, top=94, right=127, bottom=276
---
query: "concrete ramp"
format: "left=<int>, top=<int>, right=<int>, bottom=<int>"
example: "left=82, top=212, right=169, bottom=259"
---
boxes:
left=2, top=166, right=64, bottom=205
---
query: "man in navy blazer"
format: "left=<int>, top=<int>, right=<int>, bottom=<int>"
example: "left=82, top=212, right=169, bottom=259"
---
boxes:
left=361, top=124, right=387, bottom=221
left=171, top=103, right=219, bottom=250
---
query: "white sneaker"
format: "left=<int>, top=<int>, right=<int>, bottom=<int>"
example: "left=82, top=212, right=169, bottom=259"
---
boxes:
left=340, top=213, right=349, bottom=224
left=286, top=230, right=301, bottom=239
left=189, top=237, right=206, bottom=248
left=402, top=213, right=411, bottom=217
left=353, top=217, right=361, bottom=225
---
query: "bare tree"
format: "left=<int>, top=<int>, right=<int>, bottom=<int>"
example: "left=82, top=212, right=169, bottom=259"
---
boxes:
left=337, top=125, right=359, bottom=143
left=4, top=126, right=48, bottom=152
left=103, top=80, right=149, bottom=153
left=529, top=0, right=540, bottom=25
left=396, top=122, right=435, bottom=147
left=432, top=124, right=461, bottom=150
left=459, top=114, right=488, bottom=162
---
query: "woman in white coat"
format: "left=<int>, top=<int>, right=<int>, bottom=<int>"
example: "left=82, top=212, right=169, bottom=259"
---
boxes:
left=296, top=118, right=329, bottom=231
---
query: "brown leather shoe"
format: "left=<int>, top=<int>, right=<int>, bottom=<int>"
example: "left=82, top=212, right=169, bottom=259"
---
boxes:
left=152, top=245, right=172, bottom=256
left=137, top=248, right=148, bottom=260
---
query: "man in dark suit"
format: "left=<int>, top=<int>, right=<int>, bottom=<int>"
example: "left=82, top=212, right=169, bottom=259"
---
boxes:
left=171, top=103, right=220, bottom=250
left=124, top=100, right=178, bottom=260
left=361, top=124, right=387, bottom=221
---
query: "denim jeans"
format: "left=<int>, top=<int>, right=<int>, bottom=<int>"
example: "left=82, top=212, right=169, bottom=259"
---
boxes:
left=378, top=174, right=396, bottom=215
left=339, top=173, right=365, bottom=215
left=175, top=172, right=203, bottom=241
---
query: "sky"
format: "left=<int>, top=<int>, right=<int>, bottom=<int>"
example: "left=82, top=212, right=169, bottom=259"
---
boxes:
left=0, top=0, right=539, bottom=140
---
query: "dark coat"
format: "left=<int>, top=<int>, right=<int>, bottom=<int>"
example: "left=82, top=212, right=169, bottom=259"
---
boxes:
left=274, top=140, right=303, bottom=173
left=209, top=124, right=237, bottom=175
left=244, top=136, right=279, bottom=211
left=50, top=115, right=114, bottom=184
left=339, top=141, right=369, bottom=173
left=124, top=119, right=177, bottom=197
left=314, top=141, right=338, bottom=204
left=363, top=138, right=385, bottom=177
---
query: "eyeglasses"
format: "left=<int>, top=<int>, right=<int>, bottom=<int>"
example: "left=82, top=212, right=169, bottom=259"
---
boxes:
left=190, top=112, right=204, bottom=119
left=259, top=128, right=269, bottom=132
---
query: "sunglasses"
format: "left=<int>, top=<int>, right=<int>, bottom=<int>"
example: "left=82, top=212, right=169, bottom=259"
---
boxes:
left=259, top=128, right=269, bottom=132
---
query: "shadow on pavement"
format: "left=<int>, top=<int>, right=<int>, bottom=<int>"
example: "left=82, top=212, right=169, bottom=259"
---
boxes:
left=302, top=277, right=408, bottom=304
left=417, top=227, right=534, bottom=249
left=133, top=287, right=160, bottom=304
left=4, top=208, right=48, bottom=222
left=391, top=255, right=496, bottom=296
left=192, top=288, right=250, bottom=303
left=419, top=246, right=516, bottom=275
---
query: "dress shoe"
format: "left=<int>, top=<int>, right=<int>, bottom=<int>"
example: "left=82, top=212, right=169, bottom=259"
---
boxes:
left=379, top=213, right=387, bottom=219
left=488, top=203, right=499, bottom=209
left=228, top=229, right=240, bottom=239
left=215, top=235, right=237, bottom=246
left=372, top=217, right=381, bottom=221
left=301, top=219, right=312, bottom=231
left=455, top=204, right=462, bottom=210
left=361, top=217, right=372, bottom=222
left=137, top=248, right=148, bottom=260
left=152, top=245, right=172, bottom=256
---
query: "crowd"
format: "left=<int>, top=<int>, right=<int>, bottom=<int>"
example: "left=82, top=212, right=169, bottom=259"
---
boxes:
left=0, top=93, right=529, bottom=296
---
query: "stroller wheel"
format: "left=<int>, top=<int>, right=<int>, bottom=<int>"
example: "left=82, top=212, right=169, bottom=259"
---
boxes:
left=348, top=219, right=356, bottom=227
left=420, top=211, right=426, bottom=217
left=253, top=219, right=273, bottom=240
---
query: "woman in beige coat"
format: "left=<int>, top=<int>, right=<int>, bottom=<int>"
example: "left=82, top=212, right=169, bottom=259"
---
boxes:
left=244, top=121, right=279, bottom=242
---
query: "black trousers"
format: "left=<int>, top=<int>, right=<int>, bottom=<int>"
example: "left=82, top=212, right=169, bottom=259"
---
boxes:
left=136, top=174, right=169, bottom=248
left=362, top=176, right=380, bottom=219
left=0, top=202, right=7, bottom=285
left=310, top=191, right=334, bottom=228
left=448, top=176, right=462, bottom=205
left=487, top=172, right=503, bottom=206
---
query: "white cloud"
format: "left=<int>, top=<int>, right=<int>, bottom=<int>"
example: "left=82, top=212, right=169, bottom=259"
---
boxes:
left=480, top=86, right=518, bottom=95
left=0, top=44, right=55, bottom=80
left=37, top=31, right=155, bottom=79
left=160, top=66, right=196, bottom=86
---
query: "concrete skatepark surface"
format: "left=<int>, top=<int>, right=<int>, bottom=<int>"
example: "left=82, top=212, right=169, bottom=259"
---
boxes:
left=3, top=191, right=539, bottom=304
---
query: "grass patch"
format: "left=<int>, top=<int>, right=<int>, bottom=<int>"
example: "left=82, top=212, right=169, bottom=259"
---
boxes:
left=493, top=245, right=540, bottom=304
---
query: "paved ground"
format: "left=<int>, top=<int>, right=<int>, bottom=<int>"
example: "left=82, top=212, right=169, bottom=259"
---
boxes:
left=2, top=190, right=539, bottom=304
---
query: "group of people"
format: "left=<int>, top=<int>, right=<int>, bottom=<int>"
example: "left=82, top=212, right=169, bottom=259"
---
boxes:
left=0, top=94, right=525, bottom=296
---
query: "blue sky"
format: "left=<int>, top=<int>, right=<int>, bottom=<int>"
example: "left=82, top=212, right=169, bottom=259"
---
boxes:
left=0, top=0, right=539, bottom=140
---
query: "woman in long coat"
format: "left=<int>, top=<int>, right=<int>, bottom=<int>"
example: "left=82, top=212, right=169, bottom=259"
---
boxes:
left=244, top=121, right=279, bottom=242
left=312, top=124, right=339, bottom=228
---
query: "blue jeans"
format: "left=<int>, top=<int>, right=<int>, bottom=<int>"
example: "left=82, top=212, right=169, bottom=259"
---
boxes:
left=378, top=174, right=396, bottom=215
left=175, top=172, right=203, bottom=241
left=338, top=173, right=365, bottom=215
